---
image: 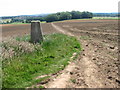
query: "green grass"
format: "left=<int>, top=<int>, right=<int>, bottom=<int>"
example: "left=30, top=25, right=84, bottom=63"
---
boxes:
left=1, top=21, right=46, bottom=25
left=11, top=22, right=28, bottom=24
left=40, top=21, right=46, bottom=23
left=53, top=19, right=91, bottom=23
left=2, top=33, right=81, bottom=88
left=11, top=21, right=46, bottom=24
left=70, top=79, right=76, bottom=83
left=93, top=17, right=120, bottom=20
left=16, top=35, right=30, bottom=41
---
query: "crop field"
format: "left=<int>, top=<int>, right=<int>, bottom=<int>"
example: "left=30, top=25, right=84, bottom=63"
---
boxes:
left=1, top=19, right=120, bottom=88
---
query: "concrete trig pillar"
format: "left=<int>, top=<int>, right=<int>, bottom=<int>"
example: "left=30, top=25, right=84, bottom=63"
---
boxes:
left=31, top=21, right=43, bottom=43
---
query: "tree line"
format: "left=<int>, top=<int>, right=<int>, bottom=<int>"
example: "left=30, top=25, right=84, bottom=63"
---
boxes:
left=44, top=11, right=93, bottom=22
left=25, top=11, right=93, bottom=23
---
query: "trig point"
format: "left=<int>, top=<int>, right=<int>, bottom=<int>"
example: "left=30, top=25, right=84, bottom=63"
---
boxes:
left=31, top=21, right=43, bottom=43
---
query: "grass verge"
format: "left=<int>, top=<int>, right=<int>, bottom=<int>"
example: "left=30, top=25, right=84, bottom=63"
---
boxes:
left=2, top=33, right=81, bottom=88
left=53, top=19, right=91, bottom=23
left=93, top=17, right=120, bottom=20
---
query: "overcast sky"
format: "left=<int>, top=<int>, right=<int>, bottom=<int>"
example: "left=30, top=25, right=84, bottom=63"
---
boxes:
left=0, top=0, right=119, bottom=16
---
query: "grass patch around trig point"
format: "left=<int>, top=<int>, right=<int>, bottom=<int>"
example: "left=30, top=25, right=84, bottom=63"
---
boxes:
left=2, top=33, right=81, bottom=88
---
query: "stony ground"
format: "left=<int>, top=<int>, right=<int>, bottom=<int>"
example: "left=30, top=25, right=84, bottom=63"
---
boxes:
left=2, top=19, right=120, bottom=88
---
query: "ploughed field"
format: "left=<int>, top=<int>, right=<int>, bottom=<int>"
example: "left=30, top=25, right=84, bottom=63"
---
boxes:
left=2, top=23, right=58, bottom=38
left=53, top=19, right=119, bottom=88
left=2, top=20, right=118, bottom=39
left=2, top=19, right=120, bottom=88
left=55, top=19, right=118, bottom=46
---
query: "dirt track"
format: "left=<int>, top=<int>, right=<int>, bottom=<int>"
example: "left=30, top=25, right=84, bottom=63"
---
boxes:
left=2, top=20, right=120, bottom=88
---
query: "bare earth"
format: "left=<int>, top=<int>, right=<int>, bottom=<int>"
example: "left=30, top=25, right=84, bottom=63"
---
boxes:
left=2, top=20, right=120, bottom=88
left=2, top=23, right=58, bottom=40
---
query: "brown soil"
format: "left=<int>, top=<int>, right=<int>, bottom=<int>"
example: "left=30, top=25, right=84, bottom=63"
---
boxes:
left=2, top=23, right=58, bottom=40
left=2, top=24, right=31, bottom=38
left=45, top=20, right=119, bottom=88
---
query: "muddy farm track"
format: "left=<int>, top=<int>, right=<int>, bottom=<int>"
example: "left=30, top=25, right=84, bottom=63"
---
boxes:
left=2, top=20, right=120, bottom=88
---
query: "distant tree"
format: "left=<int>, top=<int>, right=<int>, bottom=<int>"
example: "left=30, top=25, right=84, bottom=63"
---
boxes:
left=22, top=20, right=25, bottom=23
left=10, top=20, right=13, bottom=23
left=25, top=19, right=31, bottom=23
left=6, top=21, right=10, bottom=24
left=25, top=17, right=46, bottom=23
left=59, top=12, right=72, bottom=20
left=45, top=14, right=59, bottom=22
left=118, top=13, right=120, bottom=17
left=81, top=11, right=93, bottom=18
left=71, top=11, right=82, bottom=19
left=56, top=12, right=61, bottom=16
left=39, top=17, right=45, bottom=21
left=11, top=18, right=24, bottom=23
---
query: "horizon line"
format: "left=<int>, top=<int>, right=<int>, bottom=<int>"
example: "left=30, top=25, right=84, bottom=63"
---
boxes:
left=1, top=12, right=118, bottom=17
